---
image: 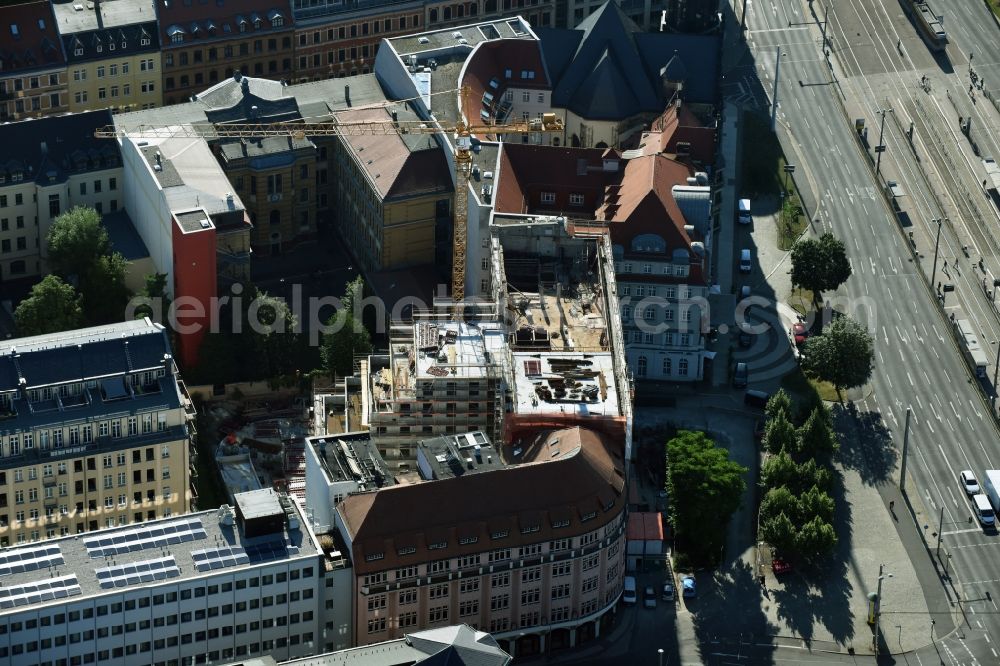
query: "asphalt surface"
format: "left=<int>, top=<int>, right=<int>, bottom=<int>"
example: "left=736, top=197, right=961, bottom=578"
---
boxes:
left=728, top=0, right=1000, bottom=664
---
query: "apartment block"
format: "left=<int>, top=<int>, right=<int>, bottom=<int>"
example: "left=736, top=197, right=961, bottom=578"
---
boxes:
left=0, top=319, right=198, bottom=547
left=0, top=488, right=330, bottom=665
left=289, top=0, right=556, bottom=84
left=0, top=1, right=69, bottom=122
left=53, top=0, right=163, bottom=113
left=159, top=0, right=296, bottom=106
left=0, top=109, right=123, bottom=282
left=336, top=426, right=627, bottom=657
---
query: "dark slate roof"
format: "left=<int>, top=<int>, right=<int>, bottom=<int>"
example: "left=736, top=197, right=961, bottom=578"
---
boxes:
left=0, top=320, right=173, bottom=392
left=536, top=1, right=719, bottom=119
left=0, top=109, right=119, bottom=185
left=102, top=210, right=150, bottom=261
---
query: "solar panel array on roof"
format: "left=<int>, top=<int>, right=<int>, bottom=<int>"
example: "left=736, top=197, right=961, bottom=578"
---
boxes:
left=191, top=545, right=251, bottom=572
left=83, top=517, right=206, bottom=557
left=95, top=556, right=180, bottom=589
left=0, top=575, right=81, bottom=609
left=244, top=540, right=299, bottom=563
left=0, top=543, right=64, bottom=576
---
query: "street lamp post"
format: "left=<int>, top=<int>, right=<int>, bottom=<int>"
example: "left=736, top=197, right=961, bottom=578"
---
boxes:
left=993, top=337, right=1000, bottom=403
left=741, top=0, right=749, bottom=35
left=873, top=564, right=893, bottom=657
left=930, top=218, right=943, bottom=292
left=771, top=49, right=784, bottom=132
left=658, top=648, right=665, bottom=666
left=875, top=108, right=892, bottom=178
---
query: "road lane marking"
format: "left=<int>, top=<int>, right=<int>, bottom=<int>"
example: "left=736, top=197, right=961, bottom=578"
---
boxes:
left=907, top=371, right=914, bottom=386
left=949, top=401, right=961, bottom=421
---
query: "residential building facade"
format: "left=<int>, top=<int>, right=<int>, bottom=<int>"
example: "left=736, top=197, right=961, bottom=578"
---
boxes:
left=0, top=319, right=198, bottom=547
left=0, top=489, right=329, bottom=665
left=0, top=1, right=68, bottom=122
left=336, top=427, right=626, bottom=658
left=54, top=0, right=163, bottom=113
left=0, top=110, right=122, bottom=282
left=158, top=0, right=296, bottom=107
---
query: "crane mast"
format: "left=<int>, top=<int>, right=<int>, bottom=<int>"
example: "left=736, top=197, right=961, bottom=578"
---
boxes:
left=96, top=111, right=563, bottom=305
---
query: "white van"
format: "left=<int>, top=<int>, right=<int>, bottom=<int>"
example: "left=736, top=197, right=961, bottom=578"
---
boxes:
left=623, top=576, right=637, bottom=604
left=738, top=199, right=752, bottom=224
left=739, top=249, right=752, bottom=273
left=974, top=494, right=996, bottom=527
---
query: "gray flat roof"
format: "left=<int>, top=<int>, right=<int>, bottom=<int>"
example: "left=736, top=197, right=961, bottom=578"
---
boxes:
left=0, top=495, right=318, bottom=615
left=417, top=431, right=505, bottom=480
left=308, top=432, right=393, bottom=488
left=235, top=488, right=284, bottom=521
left=389, top=17, right=530, bottom=57
left=52, top=0, right=157, bottom=33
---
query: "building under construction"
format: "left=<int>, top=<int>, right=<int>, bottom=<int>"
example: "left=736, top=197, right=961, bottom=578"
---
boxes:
left=360, top=215, right=633, bottom=470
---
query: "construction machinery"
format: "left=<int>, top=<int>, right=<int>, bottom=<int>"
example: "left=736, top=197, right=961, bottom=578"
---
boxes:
left=95, top=106, right=564, bottom=305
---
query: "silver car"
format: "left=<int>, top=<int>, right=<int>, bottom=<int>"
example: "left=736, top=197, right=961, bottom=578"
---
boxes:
left=961, top=470, right=980, bottom=496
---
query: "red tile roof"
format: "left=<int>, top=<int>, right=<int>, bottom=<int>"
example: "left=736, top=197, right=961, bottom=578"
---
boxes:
left=0, top=1, right=64, bottom=72
left=627, top=511, right=664, bottom=541
left=494, top=143, right=620, bottom=216
left=338, top=427, right=625, bottom=574
left=636, top=102, right=715, bottom=164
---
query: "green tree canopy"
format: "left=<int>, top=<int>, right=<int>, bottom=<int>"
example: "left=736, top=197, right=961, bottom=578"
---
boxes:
left=46, top=206, right=131, bottom=325
left=14, top=275, right=84, bottom=336
left=798, top=484, right=836, bottom=525
left=763, top=411, right=797, bottom=455
left=666, top=430, right=747, bottom=561
left=321, top=312, right=372, bottom=377
left=802, top=315, right=874, bottom=392
left=760, top=486, right=798, bottom=523
left=794, top=515, right=838, bottom=560
left=790, top=232, right=852, bottom=302
left=761, top=451, right=798, bottom=490
left=797, top=406, right=839, bottom=458
left=765, top=389, right=793, bottom=423
left=760, top=511, right=797, bottom=554
left=46, top=206, right=110, bottom=280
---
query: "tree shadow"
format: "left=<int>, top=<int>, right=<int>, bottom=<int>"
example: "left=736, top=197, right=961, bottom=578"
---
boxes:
left=690, top=558, right=779, bottom=663
left=768, top=465, right=857, bottom=648
left=833, top=402, right=897, bottom=486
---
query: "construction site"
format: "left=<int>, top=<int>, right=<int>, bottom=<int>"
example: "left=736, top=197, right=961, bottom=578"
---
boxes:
left=360, top=215, right=634, bottom=471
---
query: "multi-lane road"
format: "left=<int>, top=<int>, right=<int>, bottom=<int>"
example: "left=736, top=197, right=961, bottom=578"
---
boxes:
left=734, top=0, right=1000, bottom=662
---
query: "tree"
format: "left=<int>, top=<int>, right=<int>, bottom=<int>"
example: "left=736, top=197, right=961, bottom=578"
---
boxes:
left=797, top=459, right=834, bottom=493
left=763, top=411, right=796, bottom=455
left=133, top=273, right=171, bottom=321
left=761, top=452, right=798, bottom=490
left=760, top=511, right=798, bottom=554
left=798, top=484, right=835, bottom=525
left=46, top=206, right=130, bottom=325
left=83, top=252, right=131, bottom=325
left=321, top=312, right=371, bottom=377
left=765, top=389, right=793, bottom=423
left=321, top=279, right=373, bottom=377
left=802, top=315, right=874, bottom=393
left=790, top=232, right=852, bottom=302
left=46, top=206, right=111, bottom=281
left=797, top=406, right=839, bottom=457
left=14, top=275, right=84, bottom=336
left=666, top=430, right=747, bottom=561
left=759, top=486, right=798, bottom=523
left=794, top=515, right=838, bottom=560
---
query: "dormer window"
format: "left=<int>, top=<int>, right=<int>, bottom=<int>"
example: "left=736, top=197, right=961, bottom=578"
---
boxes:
left=109, top=42, right=115, bottom=51
left=428, top=541, right=447, bottom=550
left=74, top=47, right=83, bottom=56
left=365, top=552, right=384, bottom=562
left=140, top=37, right=149, bottom=46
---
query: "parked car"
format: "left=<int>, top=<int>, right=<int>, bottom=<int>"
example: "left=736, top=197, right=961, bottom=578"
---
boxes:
left=740, top=285, right=752, bottom=298
left=681, top=575, right=697, bottom=598
left=623, top=576, right=637, bottom=604
left=961, top=470, right=981, bottom=496
left=662, top=582, right=675, bottom=601
left=791, top=322, right=809, bottom=346
left=643, top=586, right=657, bottom=608
left=772, top=558, right=793, bottom=575
left=738, top=322, right=753, bottom=348
left=733, top=362, right=749, bottom=388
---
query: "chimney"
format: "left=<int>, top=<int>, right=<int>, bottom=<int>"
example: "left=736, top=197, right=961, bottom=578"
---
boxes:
left=391, top=110, right=398, bottom=123
left=163, top=353, right=175, bottom=377
left=241, top=78, right=249, bottom=95
left=234, top=69, right=242, bottom=82
left=345, top=85, right=351, bottom=107
left=250, top=105, right=259, bottom=121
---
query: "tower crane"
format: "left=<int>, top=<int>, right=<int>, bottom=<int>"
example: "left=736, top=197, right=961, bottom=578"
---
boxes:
left=95, top=110, right=564, bottom=305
